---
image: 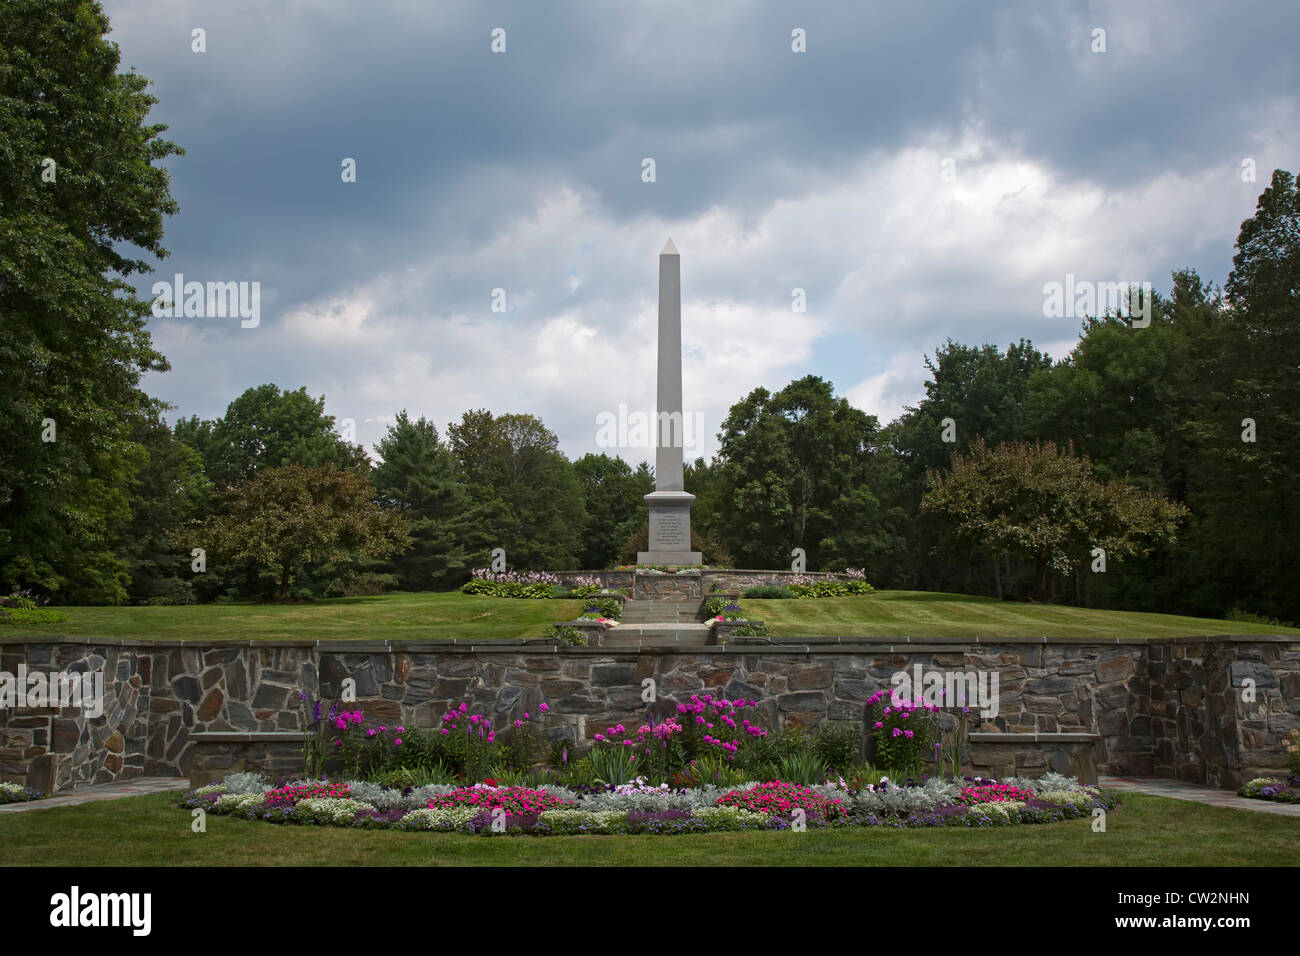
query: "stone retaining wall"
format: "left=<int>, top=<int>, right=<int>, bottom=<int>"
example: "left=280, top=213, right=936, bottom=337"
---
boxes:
left=2, top=635, right=1296, bottom=792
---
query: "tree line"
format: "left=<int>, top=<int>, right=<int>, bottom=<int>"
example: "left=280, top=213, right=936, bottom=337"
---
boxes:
left=3, top=3, right=1296, bottom=621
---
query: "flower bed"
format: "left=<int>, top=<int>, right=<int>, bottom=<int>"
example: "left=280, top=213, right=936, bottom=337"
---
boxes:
left=179, top=771, right=1116, bottom=836
left=0, top=782, right=44, bottom=804
left=1237, top=776, right=1299, bottom=803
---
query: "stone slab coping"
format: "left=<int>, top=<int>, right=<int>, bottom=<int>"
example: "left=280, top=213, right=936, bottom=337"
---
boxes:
left=188, top=732, right=310, bottom=743
left=969, top=732, right=1101, bottom=743
left=0, top=633, right=1294, bottom=649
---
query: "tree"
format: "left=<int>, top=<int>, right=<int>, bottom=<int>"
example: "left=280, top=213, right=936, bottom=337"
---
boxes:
left=372, top=411, right=470, bottom=589
left=117, top=404, right=210, bottom=603
left=1179, top=169, right=1300, bottom=620
left=882, top=340, right=1053, bottom=590
left=0, top=0, right=182, bottom=602
left=204, top=465, right=410, bottom=599
left=572, top=453, right=653, bottom=569
left=921, top=440, right=1186, bottom=601
left=177, top=384, right=369, bottom=489
left=447, top=410, right=585, bottom=569
left=712, top=376, right=896, bottom=570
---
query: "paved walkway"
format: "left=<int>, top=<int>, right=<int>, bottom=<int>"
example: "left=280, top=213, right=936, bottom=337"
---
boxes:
left=0, top=776, right=190, bottom=814
left=1101, top=775, right=1300, bottom=817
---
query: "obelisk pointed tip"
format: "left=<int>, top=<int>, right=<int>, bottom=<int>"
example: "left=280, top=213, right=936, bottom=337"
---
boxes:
left=661, top=237, right=678, bottom=255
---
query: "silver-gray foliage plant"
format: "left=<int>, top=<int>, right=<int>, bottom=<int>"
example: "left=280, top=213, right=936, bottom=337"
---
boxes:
left=220, top=771, right=267, bottom=795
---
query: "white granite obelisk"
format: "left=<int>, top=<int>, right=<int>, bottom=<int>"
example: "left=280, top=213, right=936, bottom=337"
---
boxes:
left=638, top=238, right=702, bottom=566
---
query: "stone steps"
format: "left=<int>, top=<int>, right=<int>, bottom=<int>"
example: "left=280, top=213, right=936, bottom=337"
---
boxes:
left=603, top=623, right=712, bottom=646
left=619, top=600, right=701, bottom=624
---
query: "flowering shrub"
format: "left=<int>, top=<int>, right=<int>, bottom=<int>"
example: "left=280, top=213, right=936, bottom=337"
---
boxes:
left=461, top=568, right=561, bottom=598
left=958, top=782, right=1036, bottom=804
left=427, top=785, right=573, bottom=815
left=676, top=694, right=768, bottom=762
left=716, top=781, right=845, bottom=821
left=786, top=576, right=874, bottom=598
left=866, top=689, right=939, bottom=776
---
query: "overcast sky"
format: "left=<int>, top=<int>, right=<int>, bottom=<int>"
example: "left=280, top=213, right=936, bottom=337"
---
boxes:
left=102, top=0, right=1300, bottom=465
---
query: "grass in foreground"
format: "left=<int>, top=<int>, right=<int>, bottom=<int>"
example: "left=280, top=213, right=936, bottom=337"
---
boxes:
left=756, top=591, right=1300, bottom=639
left=0, top=792, right=1296, bottom=865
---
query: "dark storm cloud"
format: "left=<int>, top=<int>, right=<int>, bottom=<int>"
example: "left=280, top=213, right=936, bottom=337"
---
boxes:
left=96, top=0, right=1299, bottom=450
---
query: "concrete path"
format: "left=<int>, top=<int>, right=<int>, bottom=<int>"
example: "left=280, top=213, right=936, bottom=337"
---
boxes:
left=1101, top=775, right=1300, bottom=817
left=0, top=776, right=190, bottom=815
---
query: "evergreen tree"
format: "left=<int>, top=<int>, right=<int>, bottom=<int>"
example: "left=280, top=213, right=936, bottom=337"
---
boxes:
left=372, top=411, right=470, bottom=589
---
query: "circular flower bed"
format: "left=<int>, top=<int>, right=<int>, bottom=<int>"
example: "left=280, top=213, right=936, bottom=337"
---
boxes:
left=180, top=772, right=1117, bottom=836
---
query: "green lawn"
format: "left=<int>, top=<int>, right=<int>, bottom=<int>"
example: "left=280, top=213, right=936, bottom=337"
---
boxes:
left=3, top=592, right=582, bottom=642
left=0, top=791, right=1295, bottom=865
left=4, top=589, right=1295, bottom=643
left=755, top=591, right=1300, bottom=639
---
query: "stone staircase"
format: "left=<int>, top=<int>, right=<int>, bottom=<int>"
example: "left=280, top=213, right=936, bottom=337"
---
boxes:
left=605, top=599, right=711, bottom=647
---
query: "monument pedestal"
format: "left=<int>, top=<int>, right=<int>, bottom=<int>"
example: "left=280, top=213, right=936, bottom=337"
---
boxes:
left=637, top=490, right=702, bottom=566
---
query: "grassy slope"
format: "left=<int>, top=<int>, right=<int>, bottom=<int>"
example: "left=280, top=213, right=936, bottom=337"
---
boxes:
left=755, top=591, right=1300, bottom=639
left=3, top=590, right=1296, bottom=643
left=4, top=593, right=583, bottom=642
left=0, top=791, right=1295, bottom=865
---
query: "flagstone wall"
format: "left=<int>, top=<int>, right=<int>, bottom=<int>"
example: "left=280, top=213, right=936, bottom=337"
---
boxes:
left=1, top=635, right=1296, bottom=793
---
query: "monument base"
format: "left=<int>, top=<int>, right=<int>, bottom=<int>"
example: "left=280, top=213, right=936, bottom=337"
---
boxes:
left=636, top=551, right=703, bottom=566
left=638, top=490, right=701, bottom=566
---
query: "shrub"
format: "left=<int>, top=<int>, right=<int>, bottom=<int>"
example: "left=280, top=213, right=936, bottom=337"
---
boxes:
left=787, top=578, right=875, bottom=599
left=742, top=585, right=794, bottom=599
left=461, top=568, right=562, bottom=598
left=0, top=606, right=67, bottom=626
left=579, top=597, right=622, bottom=621
left=814, top=722, right=861, bottom=773
left=1285, top=729, right=1300, bottom=776
left=545, top=624, right=586, bottom=645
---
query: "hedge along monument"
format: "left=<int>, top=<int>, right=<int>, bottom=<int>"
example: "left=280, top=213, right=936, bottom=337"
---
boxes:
left=638, top=239, right=702, bottom=566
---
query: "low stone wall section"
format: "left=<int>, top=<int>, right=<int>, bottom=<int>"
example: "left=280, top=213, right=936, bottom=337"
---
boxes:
left=2, top=634, right=1296, bottom=792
